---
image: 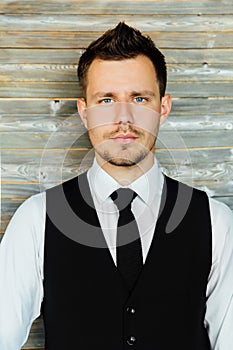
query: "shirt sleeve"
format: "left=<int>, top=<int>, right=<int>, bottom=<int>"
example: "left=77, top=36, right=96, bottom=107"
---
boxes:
left=205, top=198, right=233, bottom=350
left=0, top=192, right=46, bottom=350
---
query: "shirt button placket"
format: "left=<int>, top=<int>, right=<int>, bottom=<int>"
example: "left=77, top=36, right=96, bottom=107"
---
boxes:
left=126, top=306, right=136, bottom=346
left=127, top=335, right=136, bottom=346
left=127, top=306, right=136, bottom=315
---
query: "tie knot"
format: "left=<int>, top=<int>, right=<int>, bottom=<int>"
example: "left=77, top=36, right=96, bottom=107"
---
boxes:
left=111, top=188, right=137, bottom=211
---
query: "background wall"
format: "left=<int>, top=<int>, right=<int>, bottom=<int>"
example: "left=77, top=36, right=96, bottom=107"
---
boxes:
left=1, top=0, right=233, bottom=348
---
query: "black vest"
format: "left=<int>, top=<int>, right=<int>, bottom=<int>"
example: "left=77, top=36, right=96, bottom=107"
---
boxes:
left=43, top=172, right=212, bottom=350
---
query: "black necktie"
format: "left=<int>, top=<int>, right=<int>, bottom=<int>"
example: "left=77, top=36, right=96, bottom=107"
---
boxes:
left=111, top=188, right=143, bottom=291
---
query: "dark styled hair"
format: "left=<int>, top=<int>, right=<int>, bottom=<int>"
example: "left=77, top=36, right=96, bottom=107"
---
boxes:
left=77, top=22, right=167, bottom=99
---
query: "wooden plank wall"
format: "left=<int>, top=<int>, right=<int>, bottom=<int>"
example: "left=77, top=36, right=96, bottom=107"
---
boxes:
left=0, top=1, right=233, bottom=348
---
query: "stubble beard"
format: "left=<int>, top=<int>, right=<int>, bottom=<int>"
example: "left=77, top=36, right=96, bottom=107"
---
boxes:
left=101, top=144, right=154, bottom=167
left=92, top=137, right=156, bottom=167
left=88, top=124, right=156, bottom=167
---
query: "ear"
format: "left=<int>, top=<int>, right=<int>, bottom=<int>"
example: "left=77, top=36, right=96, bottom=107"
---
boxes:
left=160, top=94, right=172, bottom=125
left=77, top=98, right=88, bottom=128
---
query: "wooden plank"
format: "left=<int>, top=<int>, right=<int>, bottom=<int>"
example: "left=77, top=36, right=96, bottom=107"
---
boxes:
left=1, top=149, right=91, bottom=182
left=1, top=129, right=233, bottom=149
left=0, top=115, right=83, bottom=132
left=1, top=1, right=233, bottom=15
left=163, top=115, right=233, bottom=131
left=1, top=81, right=233, bottom=98
left=2, top=155, right=233, bottom=184
left=0, top=99, right=77, bottom=115
left=170, top=98, right=233, bottom=115
left=156, top=129, right=233, bottom=148
left=1, top=98, right=232, bottom=116
left=1, top=64, right=233, bottom=82
left=1, top=184, right=50, bottom=200
left=2, top=148, right=233, bottom=183
left=1, top=115, right=233, bottom=132
left=0, top=49, right=83, bottom=64
left=2, top=148, right=233, bottom=167
left=2, top=49, right=233, bottom=64
left=1, top=131, right=90, bottom=149
left=0, top=64, right=78, bottom=82
left=1, top=31, right=232, bottom=49
left=1, top=14, right=233, bottom=32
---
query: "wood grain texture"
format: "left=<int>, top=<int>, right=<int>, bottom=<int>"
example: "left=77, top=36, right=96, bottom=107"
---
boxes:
left=1, top=1, right=233, bottom=15
left=1, top=115, right=233, bottom=133
left=1, top=98, right=233, bottom=115
left=1, top=31, right=233, bottom=49
left=2, top=81, right=233, bottom=98
left=1, top=64, right=233, bottom=82
left=2, top=48, right=233, bottom=64
left=1, top=14, right=233, bottom=32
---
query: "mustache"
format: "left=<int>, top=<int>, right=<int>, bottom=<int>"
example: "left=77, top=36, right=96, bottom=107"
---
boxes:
left=107, top=124, right=143, bottom=138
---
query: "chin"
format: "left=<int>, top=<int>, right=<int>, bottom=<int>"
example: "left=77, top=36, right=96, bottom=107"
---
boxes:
left=98, top=149, right=150, bottom=167
left=108, top=159, right=137, bottom=167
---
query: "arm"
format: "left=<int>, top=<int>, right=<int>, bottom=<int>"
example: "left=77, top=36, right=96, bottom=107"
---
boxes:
left=0, top=193, right=45, bottom=350
left=205, top=198, right=233, bottom=349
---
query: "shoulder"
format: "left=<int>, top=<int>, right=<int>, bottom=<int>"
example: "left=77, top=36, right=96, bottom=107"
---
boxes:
left=16, top=191, right=46, bottom=221
left=208, top=197, right=233, bottom=230
left=2, top=191, right=46, bottom=256
left=8, top=191, right=46, bottom=221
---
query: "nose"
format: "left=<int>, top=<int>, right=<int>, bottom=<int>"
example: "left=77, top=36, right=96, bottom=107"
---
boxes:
left=114, top=103, right=134, bottom=124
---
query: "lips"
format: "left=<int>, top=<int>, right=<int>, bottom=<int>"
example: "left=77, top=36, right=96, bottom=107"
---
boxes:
left=111, top=133, right=138, bottom=144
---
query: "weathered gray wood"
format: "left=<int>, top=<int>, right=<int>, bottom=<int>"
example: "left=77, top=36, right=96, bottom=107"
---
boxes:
left=1, top=98, right=232, bottom=116
left=1, top=184, right=50, bottom=200
left=1, top=14, right=233, bottom=32
left=1, top=32, right=232, bottom=49
left=1, top=129, right=233, bottom=149
left=1, top=115, right=233, bottom=132
left=0, top=115, right=84, bottom=132
left=0, top=99, right=77, bottom=115
left=2, top=147, right=233, bottom=167
left=1, top=149, right=91, bottom=182
left=1, top=64, right=233, bottom=82
left=157, top=129, right=233, bottom=148
left=2, top=147, right=233, bottom=187
left=0, top=49, right=83, bottom=64
left=1, top=1, right=233, bottom=15
left=2, top=157, right=233, bottom=185
left=1, top=131, right=90, bottom=149
left=1, top=81, right=233, bottom=98
left=2, top=49, right=233, bottom=64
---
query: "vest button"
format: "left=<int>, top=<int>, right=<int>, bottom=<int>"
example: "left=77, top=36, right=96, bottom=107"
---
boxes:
left=127, top=335, right=136, bottom=345
left=126, top=306, right=136, bottom=315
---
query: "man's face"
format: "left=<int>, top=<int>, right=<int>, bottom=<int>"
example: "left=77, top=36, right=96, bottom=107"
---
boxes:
left=78, top=55, right=171, bottom=167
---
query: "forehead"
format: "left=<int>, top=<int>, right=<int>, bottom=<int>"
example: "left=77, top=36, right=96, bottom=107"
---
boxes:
left=85, top=55, right=158, bottom=97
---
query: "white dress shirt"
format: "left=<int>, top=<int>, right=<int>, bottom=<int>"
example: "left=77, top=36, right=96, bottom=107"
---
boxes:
left=0, top=158, right=233, bottom=350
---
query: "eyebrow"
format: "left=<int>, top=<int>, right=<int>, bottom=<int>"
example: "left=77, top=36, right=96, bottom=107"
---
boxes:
left=92, top=90, right=156, bottom=99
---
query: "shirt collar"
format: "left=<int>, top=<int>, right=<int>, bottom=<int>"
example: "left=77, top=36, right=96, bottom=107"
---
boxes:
left=87, top=157, right=164, bottom=206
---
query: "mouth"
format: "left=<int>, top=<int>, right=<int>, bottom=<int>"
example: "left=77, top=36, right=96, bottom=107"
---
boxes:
left=110, top=133, right=138, bottom=144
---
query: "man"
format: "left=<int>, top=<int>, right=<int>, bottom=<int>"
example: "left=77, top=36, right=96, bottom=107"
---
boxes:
left=0, top=22, right=232, bottom=350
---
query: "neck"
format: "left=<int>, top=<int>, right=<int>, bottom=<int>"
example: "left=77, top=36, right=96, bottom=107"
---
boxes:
left=96, top=152, right=155, bottom=186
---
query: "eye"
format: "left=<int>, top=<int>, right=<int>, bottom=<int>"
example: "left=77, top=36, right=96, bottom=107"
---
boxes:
left=134, top=96, right=148, bottom=103
left=99, top=98, right=114, bottom=104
